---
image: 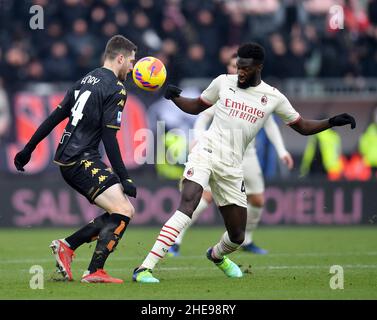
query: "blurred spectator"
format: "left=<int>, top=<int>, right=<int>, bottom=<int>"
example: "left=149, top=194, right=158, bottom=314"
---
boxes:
left=300, top=115, right=344, bottom=180
left=129, top=9, right=162, bottom=54
left=265, top=33, right=291, bottom=78
left=0, top=84, right=10, bottom=142
left=193, top=8, right=220, bottom=57
left=2, top=46, right=29, bottom=85
left=343, top=0, right=370, bottom=35
left=25, top=59, right=45, bottom=81
left=281, top=0, right=308, bottom=33
left=44, top=42, right=73, bottom=81
left=60, top=0, right=90, bottom=24
left=114, top=10, right=130, bottom=34
left=90, top=5, right=107, bottom=35
left=66, top=19, right=95, bottom=58
left=243, top=0, right=285, bottom=41
left=159, top=38, right=183, bottom=83
left=181, top=44, right=211, bottom=78
left=303, top=0, right=339, bottom=34
left=1, top=0, right=377, bottom=83
left=286, top=35, right=309, bottom=77
left=359, top=107, right=377, bottom=176
left=224, top=9, right=249, bottom=46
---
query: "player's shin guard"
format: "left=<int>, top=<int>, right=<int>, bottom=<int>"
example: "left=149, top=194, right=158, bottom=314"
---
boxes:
left=211, top=232, right=241, bottom=261
left=140, top=210, right=191, bottom=270
left=243, top=204, right=262, bottom=245
left=65, top=212, right=110, bottom=250
left=175, top=197, right=208, bottom=245
left=87, top=213, right=130, bottom=273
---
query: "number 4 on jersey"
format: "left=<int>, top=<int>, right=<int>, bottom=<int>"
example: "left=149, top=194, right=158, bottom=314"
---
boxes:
left=71, top=90, right=91, bottom=126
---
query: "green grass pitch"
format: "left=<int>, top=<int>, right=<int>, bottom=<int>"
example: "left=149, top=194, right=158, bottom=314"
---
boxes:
left=0, top=226, right=376, bottom=300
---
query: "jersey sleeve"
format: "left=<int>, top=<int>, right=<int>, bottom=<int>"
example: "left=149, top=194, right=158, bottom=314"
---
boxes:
left=200, top=75, right=223, bottom=107
left=57, top=86, right=74, bottom=115
left=193, top=106, right=215, bottom=140
left=102, top=85, right=127, bottom=130
left=274, top=92, right=301, bottom=125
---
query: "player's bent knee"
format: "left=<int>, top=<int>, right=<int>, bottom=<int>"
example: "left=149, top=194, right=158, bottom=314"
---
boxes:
left=178, top=202, right=196, bottom=216
left=249, top=194, right=264, bottom=208
left=110, top=202, right=135, bottom=219
left=179, top=193, right=202, bottom=215
left=202, top=191, right=213, bottom=203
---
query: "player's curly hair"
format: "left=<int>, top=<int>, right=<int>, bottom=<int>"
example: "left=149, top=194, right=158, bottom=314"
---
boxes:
left=104, top=35, right=137, bottom=60
left=237, top=43, right=265, bottom=63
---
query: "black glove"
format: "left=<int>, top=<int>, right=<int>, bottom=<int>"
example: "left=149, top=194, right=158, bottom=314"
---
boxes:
left=14, top=146, right=33, bottom=172
left=164, top=84, right=182, bottom=100
left=329, top=113, right=356, bottom=129
left=121, top=178, right=137, bottom=198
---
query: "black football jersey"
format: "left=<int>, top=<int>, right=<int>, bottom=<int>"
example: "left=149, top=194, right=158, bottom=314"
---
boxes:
left=54, top=67, right=127, bottom=165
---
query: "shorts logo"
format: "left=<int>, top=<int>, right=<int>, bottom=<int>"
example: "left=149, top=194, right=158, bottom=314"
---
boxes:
left=98, top=175, right=108, bottom=184
left=241, top=181, right=245, bottom=193
left=91, top=168, right=100, bottom=177
left=186, top=168, right=194, bottom=178
left=261, top=95, right=268, bottom=106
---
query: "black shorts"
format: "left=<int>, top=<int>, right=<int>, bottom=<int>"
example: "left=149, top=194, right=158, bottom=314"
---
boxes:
left=60, top=158, right=120, bottom=203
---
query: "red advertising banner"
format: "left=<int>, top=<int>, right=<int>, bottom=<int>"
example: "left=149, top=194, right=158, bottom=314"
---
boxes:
left=0, top=174, right=375, bottom=227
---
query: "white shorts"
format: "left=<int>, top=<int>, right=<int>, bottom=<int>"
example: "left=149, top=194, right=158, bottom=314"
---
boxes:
left=183, top=147, right=247, bottom=208
left=242, top=147, right=265, bottom=195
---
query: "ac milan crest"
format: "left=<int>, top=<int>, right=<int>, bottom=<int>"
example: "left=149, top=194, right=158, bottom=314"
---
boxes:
left=261, top=95, right=268, bottom=106
left=186, top=168, right=194, bottom=177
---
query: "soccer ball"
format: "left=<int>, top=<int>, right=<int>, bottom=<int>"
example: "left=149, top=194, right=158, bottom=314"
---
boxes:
left=132, top=56, right=167, bottom=91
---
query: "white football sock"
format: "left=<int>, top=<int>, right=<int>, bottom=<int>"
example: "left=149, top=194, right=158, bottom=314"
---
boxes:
left=61, top=239, right=71, bottom=248
left=211, top=232, right=240, bottom=260
left=141, top=210, right=191, bottom=270
left=175, top=197, right=209, bottom=245
left=243, top=204, right=263, bottom=246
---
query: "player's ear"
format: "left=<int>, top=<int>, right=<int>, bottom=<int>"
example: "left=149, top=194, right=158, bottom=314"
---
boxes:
left=117, top=54, right=125, bottom=65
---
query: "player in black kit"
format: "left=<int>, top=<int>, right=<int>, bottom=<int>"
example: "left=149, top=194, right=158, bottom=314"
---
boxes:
left=14, top=35, right=137, bottom=283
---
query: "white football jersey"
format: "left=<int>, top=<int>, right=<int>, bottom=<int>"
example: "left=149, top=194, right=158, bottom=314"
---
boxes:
left=197, top=74, right=300, bottom=166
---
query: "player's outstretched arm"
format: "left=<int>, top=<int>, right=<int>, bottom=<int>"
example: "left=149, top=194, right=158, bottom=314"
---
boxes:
left=289, top=113, right=356, bottom=136
left=101, top=127, right=137, bottom=198
left=14, top=106, right=70, bottom=171
left=164, top=84, right=209, bottom=115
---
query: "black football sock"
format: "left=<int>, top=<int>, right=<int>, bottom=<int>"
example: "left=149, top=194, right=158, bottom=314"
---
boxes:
left=65, top=212, right=110, bottom=250
left=87, top=213, right=130, bottom=273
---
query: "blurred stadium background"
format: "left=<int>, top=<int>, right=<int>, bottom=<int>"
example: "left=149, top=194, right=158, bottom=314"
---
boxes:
left=1, top=0, right=377, bottom=300
left=1, top=0, right=377, bottom=228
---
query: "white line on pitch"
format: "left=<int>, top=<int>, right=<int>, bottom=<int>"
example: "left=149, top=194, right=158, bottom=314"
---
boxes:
left=1, top=251, right=377, bottom=265
left=10, top=264, right=377, bottom=275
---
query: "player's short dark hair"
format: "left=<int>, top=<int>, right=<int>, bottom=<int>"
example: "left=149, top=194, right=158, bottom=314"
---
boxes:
left=237, top=43, right=265, bottom=63
left=104, top=35, right=137, bottom=60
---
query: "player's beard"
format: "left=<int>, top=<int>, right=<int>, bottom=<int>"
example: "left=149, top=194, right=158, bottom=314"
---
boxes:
left=118, top=64, right=129, bottom=81
left=237, top=73, right=258, bottom=89
left=118, top=70, right=127, bottom=81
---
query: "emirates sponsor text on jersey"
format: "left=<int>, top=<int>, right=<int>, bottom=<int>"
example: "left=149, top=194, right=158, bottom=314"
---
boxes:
left=225, top=98, right=266, bottom=123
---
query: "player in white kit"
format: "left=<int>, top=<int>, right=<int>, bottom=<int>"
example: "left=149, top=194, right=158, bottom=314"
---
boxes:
left=133, top=43, right=356, bottom=283
left=168, top=54, right=294, bottom=256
